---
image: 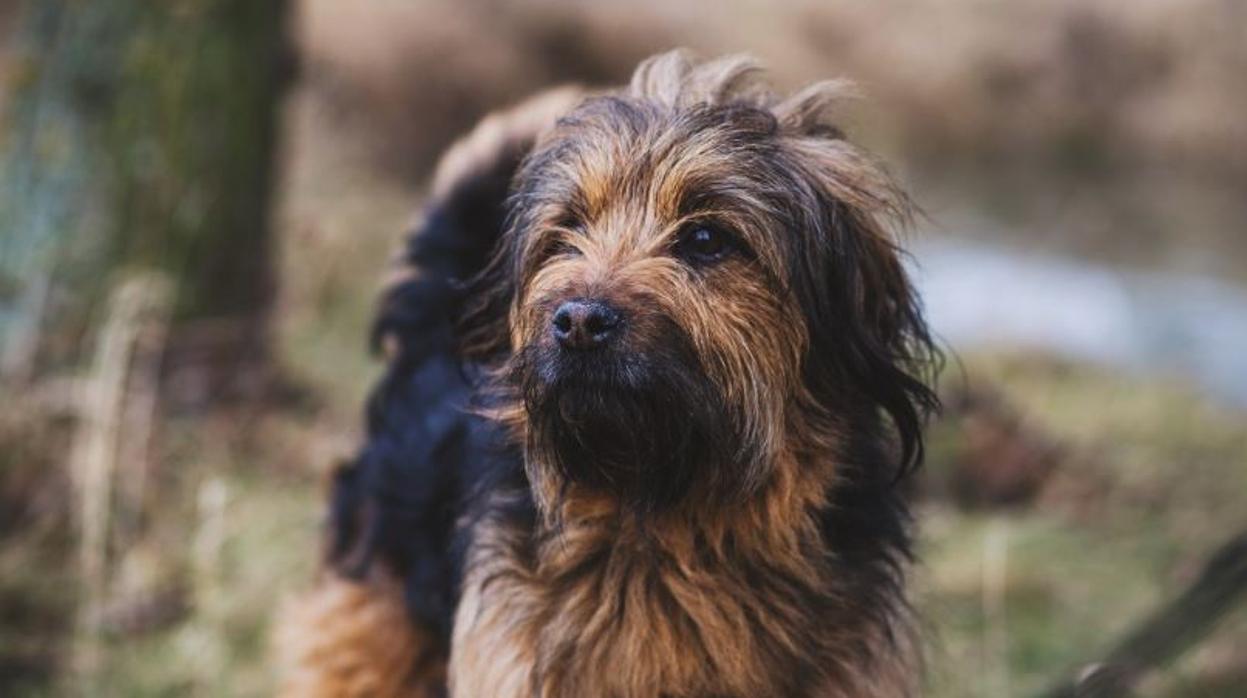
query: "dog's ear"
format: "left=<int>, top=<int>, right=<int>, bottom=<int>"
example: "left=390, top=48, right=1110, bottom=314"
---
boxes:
left=776, top=90, right=939, bottom=476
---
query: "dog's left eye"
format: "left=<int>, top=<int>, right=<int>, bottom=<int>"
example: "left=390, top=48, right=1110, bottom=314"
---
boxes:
left=674, top=224, right=736, bottom=266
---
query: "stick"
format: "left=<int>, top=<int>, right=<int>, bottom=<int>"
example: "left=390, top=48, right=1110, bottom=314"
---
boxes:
left=1041, top=530, right=1247, bottom=697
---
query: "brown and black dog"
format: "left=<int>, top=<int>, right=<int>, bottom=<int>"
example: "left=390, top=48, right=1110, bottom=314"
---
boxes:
left=277, top=51, right=939, bottom=698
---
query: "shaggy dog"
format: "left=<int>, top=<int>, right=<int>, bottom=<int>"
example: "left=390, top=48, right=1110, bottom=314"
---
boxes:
left=278, top=51, right=939, bottom=698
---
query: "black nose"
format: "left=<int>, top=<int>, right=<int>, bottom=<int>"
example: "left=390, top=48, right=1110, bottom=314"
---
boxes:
left=551, top=300, right=622, bottom=350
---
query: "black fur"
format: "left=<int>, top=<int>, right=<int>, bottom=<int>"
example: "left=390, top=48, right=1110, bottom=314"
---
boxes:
left=326, top=90, right=938, bottom=666
left=511, top=315, right=744, bottom=514
left=327, top=143, right=533, bottom=646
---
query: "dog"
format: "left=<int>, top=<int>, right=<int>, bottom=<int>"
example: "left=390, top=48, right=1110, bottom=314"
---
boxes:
left=277, top=50, right=939, bottom=698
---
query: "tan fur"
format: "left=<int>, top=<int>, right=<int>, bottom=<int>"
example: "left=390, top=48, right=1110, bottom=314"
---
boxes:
left=453, top=52, right=921, bottom=696
left=451, top=462, right=918, bottom=698
left=275, top=572, right=444, bottom=698
left=284, top=51, right=926, bottom=698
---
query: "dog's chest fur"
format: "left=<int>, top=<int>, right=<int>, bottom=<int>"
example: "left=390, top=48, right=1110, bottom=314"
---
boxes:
left=448, top=489, right=911, bottom=698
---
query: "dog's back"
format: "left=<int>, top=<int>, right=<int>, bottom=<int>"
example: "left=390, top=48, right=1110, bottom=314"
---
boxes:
left=277, top=89, right=583, bottom=697
left=341, top=87, right=591, bottom=633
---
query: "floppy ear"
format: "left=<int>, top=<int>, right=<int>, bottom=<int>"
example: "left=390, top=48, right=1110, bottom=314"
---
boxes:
left=777, top=95, right=939, bottom=477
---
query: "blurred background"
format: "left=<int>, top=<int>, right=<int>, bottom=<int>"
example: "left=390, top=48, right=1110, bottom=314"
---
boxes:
left=1, top=1, right=1244, bottom=695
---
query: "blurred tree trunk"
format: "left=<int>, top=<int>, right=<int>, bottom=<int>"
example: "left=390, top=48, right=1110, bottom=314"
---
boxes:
left=0, top=0, right=292, bottom=398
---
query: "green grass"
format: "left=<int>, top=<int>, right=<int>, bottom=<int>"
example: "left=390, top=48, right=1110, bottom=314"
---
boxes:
left=87, top=462, right=320, bottom=698
left=48, top=352, right=1239, bottom=697
left=917, top=353, right=1247, bottom=697
left=4, top=290, right=1245, bottom=697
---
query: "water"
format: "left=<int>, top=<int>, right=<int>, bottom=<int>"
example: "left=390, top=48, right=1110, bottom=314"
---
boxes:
left=912, top=240, right=1247, bottom=407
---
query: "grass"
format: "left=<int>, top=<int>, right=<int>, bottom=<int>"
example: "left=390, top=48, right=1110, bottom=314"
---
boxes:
left=87, top=463, right=320, bottom=698
left=5, top=296, right=1240, bottom=696
left=20, top=349, right=1233, bottom=697
left=918, top=353, right=1247, bottom=697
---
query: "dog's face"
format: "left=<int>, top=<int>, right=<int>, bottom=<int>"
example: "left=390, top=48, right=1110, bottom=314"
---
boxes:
left=466, top=55, right=936, bottom=514
left=509, top=98, right=807, bottom=513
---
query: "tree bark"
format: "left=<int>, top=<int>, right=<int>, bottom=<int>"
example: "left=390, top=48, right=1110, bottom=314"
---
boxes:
left=0, top=0, right=292, bottom=395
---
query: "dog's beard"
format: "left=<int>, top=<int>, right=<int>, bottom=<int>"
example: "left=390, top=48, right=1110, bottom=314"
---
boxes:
left=512, top=330, right=741, bottom=513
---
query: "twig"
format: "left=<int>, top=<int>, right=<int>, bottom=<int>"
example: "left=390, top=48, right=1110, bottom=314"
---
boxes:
left=69, top=274, right=170, bottom=691
left=983, top=523, right=1011, bottom=697
left=114, top=278, right=172, bottom=544
left=1041, top=529, right=1247, bottom=697
left=190, top=476, right=229, bottom=696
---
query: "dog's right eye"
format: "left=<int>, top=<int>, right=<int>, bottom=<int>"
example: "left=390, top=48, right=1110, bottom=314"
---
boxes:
left=549, top=239, right=580, bottom=258
left=533, top=232, right=580, bottom=265
left=674, top=223, right=741, bottom=267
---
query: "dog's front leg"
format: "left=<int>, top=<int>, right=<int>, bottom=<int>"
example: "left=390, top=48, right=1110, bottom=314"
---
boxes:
left=275, top=572, right=445, bottom=698
left=446, top=578, right=535, bottom=698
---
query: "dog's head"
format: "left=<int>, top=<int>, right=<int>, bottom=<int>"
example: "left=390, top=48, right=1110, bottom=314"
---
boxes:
left=463, top=52, right=937, bottom=514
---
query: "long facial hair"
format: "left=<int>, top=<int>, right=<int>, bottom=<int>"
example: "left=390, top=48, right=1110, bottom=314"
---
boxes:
left=509, top=316, right=745, bottom=515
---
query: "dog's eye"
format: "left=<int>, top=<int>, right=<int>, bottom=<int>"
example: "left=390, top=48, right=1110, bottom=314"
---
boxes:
left=544, top=215, right=584, bottom=259
left=554, top=213, right=582, bottom=233
left=531, top=231, right=581, bottom=267
left=674, top=224, right=736, bottom=266
left=543, top=238, right=580, bottom=261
